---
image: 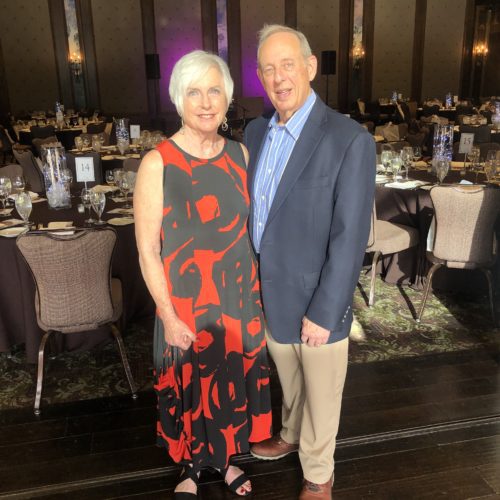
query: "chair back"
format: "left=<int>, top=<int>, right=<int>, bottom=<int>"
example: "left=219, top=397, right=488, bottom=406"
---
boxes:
left=30, top=125, right=56, bottom=139
left=66, top=151, right=103, bottom=188
left=0, top=163, right=23, bottom=179
left=16, top=228, right=118, bottom=333
left=456, top=104, right=474, bottom=116
left=12, top=148, right=45, bottom=192
left=366, top=203, right=376, bottom=250
left=32, top=136, right=59, bottom=158
left=422, top=104, right=440, bottom=117
left=430, top=185, right=500, bottom=268
left=477, top=142, right=500, bottom=161
left=0, top=126, right=13, bottom=153
left=123, top=158, right=140, bottom=172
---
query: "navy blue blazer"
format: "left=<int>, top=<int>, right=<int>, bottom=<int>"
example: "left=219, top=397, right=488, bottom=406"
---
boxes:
left=244, top=97, right=376, bottom=344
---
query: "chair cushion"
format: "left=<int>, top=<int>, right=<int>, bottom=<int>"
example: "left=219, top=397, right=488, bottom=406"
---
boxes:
left=371, top=220, right=419, bottom=255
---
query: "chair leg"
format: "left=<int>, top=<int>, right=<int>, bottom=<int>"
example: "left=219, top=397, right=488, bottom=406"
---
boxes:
left=369, top=251, right=382, bottom=307
left=480, top=268, right=497, bottom=325
left=34, top=331, right=52, bottom=415
left=110, top=323, right=138, bottom=398
left=417, top=263, right=441, bottom=323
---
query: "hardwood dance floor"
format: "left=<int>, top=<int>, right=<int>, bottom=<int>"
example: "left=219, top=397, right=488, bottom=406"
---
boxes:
left=0, top=346, right=498, bottom=499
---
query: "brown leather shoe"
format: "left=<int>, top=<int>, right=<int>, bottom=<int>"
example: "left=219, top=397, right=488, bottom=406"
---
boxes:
left=298, top=477, right=333, bottom=500
left=250, top=433, right=299, bottom=460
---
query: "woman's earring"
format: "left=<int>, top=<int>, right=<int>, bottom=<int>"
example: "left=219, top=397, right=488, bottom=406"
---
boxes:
left=221, top=116, right=229, bottom=132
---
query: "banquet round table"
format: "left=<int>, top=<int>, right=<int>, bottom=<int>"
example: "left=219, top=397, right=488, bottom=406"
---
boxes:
left=0, top=193, right=154, bottom=363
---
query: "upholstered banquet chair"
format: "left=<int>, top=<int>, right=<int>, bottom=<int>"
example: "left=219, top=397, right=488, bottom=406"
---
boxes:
left=12, top=148, right=45, bottom=192
left=30, top=125, right=56, bottom=139
left=0, top=163, right=23, bottom=179
left=86, top=122, right=106, bottom=134
left=366, top=204, right=420, bottom=306
left=16, top=228, right=138, bottom=414
left=417, top=185, right=500, bottom=324
left=123, top=158, right=140, bottom=172
left=32, top=136, right=59, bottom=158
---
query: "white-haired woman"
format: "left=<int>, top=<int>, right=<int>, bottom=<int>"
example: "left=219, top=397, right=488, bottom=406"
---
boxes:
left=134, top=50, right=272, bottom=498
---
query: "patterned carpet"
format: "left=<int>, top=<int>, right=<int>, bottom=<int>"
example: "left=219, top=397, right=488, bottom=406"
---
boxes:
left=0, top=274, right=497, bottom=410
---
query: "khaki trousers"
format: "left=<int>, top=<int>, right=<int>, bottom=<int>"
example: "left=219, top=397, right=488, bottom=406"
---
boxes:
left=266, top=331, right=349, bottom=484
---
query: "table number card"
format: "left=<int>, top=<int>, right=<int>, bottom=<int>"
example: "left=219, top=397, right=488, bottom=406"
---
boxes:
left=458, top=133, right=474, bottom=154
left=75, top=156, right=95, bottom=182
left=130, top=125, right=140, bottom=139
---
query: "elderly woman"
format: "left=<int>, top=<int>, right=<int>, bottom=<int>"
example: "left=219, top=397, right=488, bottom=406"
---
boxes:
left=134, top=50, right=272, bottom=498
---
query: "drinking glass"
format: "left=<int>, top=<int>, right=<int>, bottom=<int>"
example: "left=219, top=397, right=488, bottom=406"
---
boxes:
left=401, top=146, right=413, bottom=180
left=435, top=158, right=449, bottom=184
left=484, top=159, right=497, bottom=182
left=90, top=190, right=106, bottom=225
left=124, top=171, right=136, bottom=208
left=116, top=174, right=131, bottom=207
left=12, top=175, right=25, bottom=196
left=117, top=138, right=129, bottom=155
left=380, top=150, right=393, bottom=174
left=82, top=136, right=90, bottom=149
left=412, top=146, right=422, bottom=162
left=15, top=191, right=32, bottom=227
left=469, top=146, right=481, bottom=182
left=75, top=136, right=83, bottom=152
left=105, top=170, right=115, bottom=186
left=81, top=187, right=95, bottom=224
left=0, top=177, right=12, bottom=209
left=92, top=134, right=102, bottom=153
left=391, top=154, right=403, bottom=181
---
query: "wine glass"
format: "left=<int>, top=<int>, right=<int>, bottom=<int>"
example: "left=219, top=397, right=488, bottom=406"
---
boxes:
left=12, top=175, right=25, bottom=197
left=92, top=134, right=102, bottom=153
left=469, top=146, right=481, bottom=183
left=82, top=136, right=91, bottom=149
left=484, top=158, right=497, bottom=182
left=391, top=154, right=403, bottom=181
left=15, top=191, right=32, bottom=227
left=116, top=173, right=131, bottom=207
left=75, top=136, right=83, bottom=152
left=380, top=150, right=393, bottom=174
left=401, top=146, right=413, bottom=180
left=435, top=158, right=449, bottom=184
left=81, top=187, right=95, bottom=224
left=124, top=171, right=136, bottom=208
left=90, top=190, right=106, bottom=225
left=105, top=170, right=115, bottom=186
left=412, top=146, right=422, bottom=163
left=117, top=138, right=129, bottom=156
left=0, top=177, right=12, bottom=210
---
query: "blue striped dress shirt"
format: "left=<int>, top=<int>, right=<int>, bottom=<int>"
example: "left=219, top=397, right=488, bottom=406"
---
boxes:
left=252, top=91, right=317, bottom=252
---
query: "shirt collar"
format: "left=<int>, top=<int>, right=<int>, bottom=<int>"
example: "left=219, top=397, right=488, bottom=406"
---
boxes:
left=267, top=90, right=317, bottom=140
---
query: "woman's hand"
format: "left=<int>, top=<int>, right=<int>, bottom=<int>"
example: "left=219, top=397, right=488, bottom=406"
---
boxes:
left=161, top=313, right=197, bottom=350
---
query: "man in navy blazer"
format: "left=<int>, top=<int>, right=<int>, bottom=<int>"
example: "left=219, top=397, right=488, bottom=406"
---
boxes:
left=244, top=25, right=375, bottom=499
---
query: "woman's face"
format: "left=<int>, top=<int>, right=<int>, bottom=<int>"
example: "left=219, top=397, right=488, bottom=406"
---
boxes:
left=182, top=66, right=227, bottom=134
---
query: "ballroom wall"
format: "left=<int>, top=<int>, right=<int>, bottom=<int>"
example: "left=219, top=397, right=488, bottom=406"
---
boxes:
left=0, top=0, right=59, bottom=114
left=372, top=0, right=416, bottom=100
left=91, top=0, right=149, bottom=115
left=421, top=0, right=467, bottom=100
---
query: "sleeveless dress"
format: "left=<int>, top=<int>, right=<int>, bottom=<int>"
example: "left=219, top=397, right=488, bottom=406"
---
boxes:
left=153, top=139, right=272, bottom=470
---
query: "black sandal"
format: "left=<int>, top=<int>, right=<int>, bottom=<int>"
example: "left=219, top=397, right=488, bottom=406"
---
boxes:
left=220, top=466, right=252, bottom=496
left=174, top=466, right=199, bottom=499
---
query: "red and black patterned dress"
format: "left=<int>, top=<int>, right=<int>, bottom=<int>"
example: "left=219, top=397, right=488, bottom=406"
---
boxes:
left=153, top=139, right=272, bottom=471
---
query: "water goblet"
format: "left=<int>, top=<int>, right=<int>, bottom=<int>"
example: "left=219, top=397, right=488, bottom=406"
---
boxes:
left=484, top=159, right=497, bottom=182
left=380, top=150, right=393, bottom=174
left=15, top=191, right=32, bottom=227
left=117, top=174, right=131, bottom=207
left=401, top=146, right=413, bottom=180
left=12, top=175, right=25, bottom=197
left=391, top=154, right=403, bottom=181
left=0, top=177, right=12, bottom=209
left=82, top=136, right=90, bottom=149
left=92, top=134, right=102, bottom=153
left=435, top=158, right=450, bottom=184
left=75, top=136, right=83, bottom=152
left=90, top=190, right=106, bottom=225
left=117, top=138, right=129, bottom=156
left=105, top=170, right=115, bottom=186
left=81, top=187, right=95, bottom=224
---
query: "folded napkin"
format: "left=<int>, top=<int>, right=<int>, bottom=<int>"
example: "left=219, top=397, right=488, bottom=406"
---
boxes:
left=0, top=226, right=27, bottom=238
left=412, top=160, right=428, bottom=168
left=93, top=184, right=119, bottom=193
left=384, top=180, right=430, bottom=190
left=375, top=175, right=390, bottom=184
left=114, top=155, right=127, bottom=160
left=107, top=217, right=134, bottom=226
left=110, top=196, right=126, bottom=203
left=373, top=135, right=385, bottom=142
left=107, top=207, right=134, bottom=215
left=127, top=154, right=141, bottom=159
left=450, top=161, right=471, bottom=170
left=101, top=145, right=115, bottom=150
left=8, top=191, right=39, bottom=201
left=0, top=218, right=24, bottom=228
left=101, top=155, right=115, bottom=160
left=0, top=208, right=13, bottom=216
left=48, top=221, right=73, bottom=229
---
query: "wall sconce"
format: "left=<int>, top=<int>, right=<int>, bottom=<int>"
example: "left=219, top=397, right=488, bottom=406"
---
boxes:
left=69, top=52, right=82, bottom=78
left=473, top=43, right=488, bottom=57
left=352, top=45, right=365, bottom=69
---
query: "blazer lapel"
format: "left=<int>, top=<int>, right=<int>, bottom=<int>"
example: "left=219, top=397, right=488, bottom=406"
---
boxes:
left=263, top=99, right=327, bottom=231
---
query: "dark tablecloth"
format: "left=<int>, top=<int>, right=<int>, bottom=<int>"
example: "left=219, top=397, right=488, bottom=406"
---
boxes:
left=375, top=169, right=499, bottom=292
left=0, top=195, right=154, bottom=363
left=19, top=128, right=85, bottom=151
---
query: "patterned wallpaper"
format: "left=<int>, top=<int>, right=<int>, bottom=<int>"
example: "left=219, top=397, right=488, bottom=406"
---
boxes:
left=154, top=0, right=202, bottom=113
left=372, top=0, right=416, bottom=100
left=0, top=0, right=59, bottom=114
left=240, top=0, right=284, bottom=102
left=421, top=0, right=467, bottom=100
left=298, top=0, right=339, bottom=108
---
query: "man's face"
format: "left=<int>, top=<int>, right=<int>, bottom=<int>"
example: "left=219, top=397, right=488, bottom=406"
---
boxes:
left=257, top=32, right=317, bottom=124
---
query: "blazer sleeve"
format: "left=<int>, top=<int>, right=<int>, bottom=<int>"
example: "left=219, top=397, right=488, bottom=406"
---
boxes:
left=305, top=130, right=376, bottom=332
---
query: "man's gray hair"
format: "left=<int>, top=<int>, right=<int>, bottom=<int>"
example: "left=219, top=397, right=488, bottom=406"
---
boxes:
left=169, top=50, right=234, bottom=117
left=257, top=24, right=313, bottom=65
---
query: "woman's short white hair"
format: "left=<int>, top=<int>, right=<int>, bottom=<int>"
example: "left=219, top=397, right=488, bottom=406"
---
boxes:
left=257, top=24, right=312, bottom=65
left=169, top=50, right=234, bottom=117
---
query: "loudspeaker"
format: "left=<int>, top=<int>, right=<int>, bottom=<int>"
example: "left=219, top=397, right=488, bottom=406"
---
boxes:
left=321, top=50, right=336, bottom=76
left=145, top=53, right=160, bottom=79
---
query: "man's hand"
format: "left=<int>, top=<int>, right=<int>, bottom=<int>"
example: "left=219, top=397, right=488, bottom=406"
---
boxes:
left=301, top=316, right=330, bottom=347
